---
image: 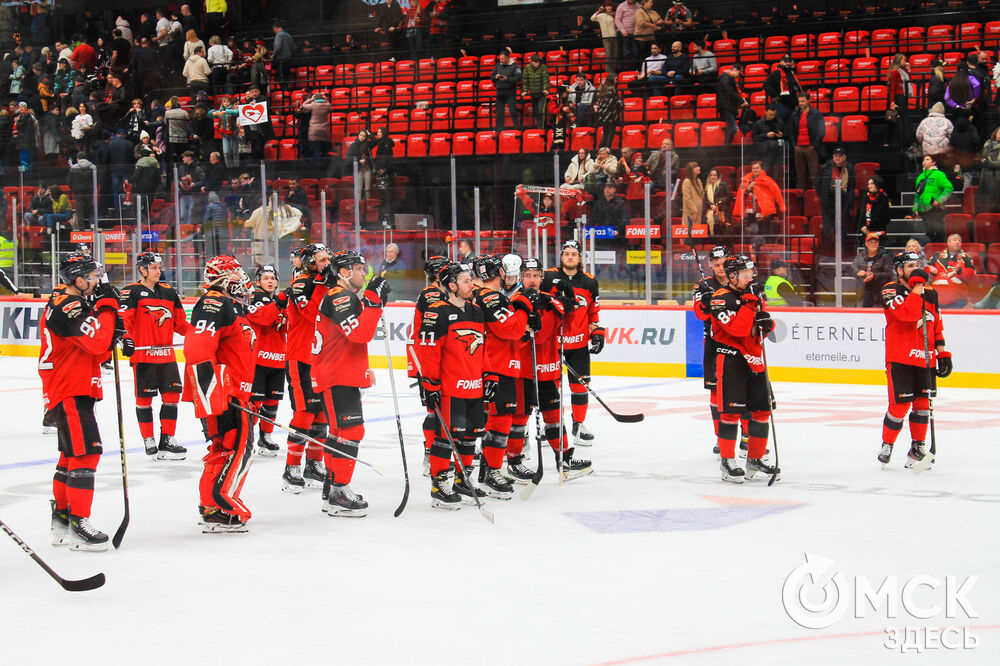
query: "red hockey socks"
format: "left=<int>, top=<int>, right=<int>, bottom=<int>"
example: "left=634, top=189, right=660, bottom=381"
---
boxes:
left=160, top=392, right=180, bottom=436
left=429, top=440, right=452, bottom=476
left=66, top=454, right=100, bottom=518
left=542, top=410, right=568, bottom=452
left=747, top=411, right=770, bottom=459
left=422, top=410, right=436, bottom=451
left=909, top=398, right=930, bottom=442
left=717, top=414, right=739, bottom=459
left=285, top=411, right=316, bottom=466
left=506, top=414, right=531, bottom=458
left=52, top=454, right=69, bottom=510
left=306, top=412, right=328, bottom=462
left=326, top=424, right=363, bottom=485
left=483, top=413, right=512, bottom=469
left=882, top=403, right=909, bottom=445
left=136, top=397, right=154, bottom=439
left=259, top=400, right=279, bottom=434
left=570, top=384, right=588, bottom=424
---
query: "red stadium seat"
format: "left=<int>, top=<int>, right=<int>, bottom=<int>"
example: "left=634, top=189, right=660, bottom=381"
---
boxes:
left=817, top=33, right=842, bottom=59
left=355, top=62, right=375, bottom=85
left=570, top=127, right=596, bottom=151
left=809, top=87, right=833, bottom=114
left=278, top=139, right=298, bottom=161
left=347, top=112, right=367, bottom=135
left=407, top=134, right=429, bottom=158
left=621, top=124, right=647, bottom=149
left=334, top=63, right=353, bottom=85
left=646, top=96, right=669, bottom=121
left=860, top=85, right=888, bottom=112
left=388, top=109, right=409, bottom=134
left=314, top=65, right=334, bottom=87
left=498, top=130, right=522, bottom=154
left=431, top=107, right=451, bottom=131
left=743, top=63, right=770, bottom=89
left=669, top=95, right=695, bottom=120
left=851, top=57, right=879, bottom=84
left=458, top=55, right=478, bottom=79
left=899, top=27, right=926, bottom=54
left=696, top=94, right=717, bottom=120
left=764, top=36, right=789, bottom=61
left=329, top=87, right=351, bottom=111
left=844, top=31, right=869, bottom=57
left=749, top=91, right=767, bottom=115
left=452, top=132, right=475, bottom=156
left=479, top=55, right=497, bottom=79
left=926, top=25, right=954, bottom=51
left=475, top=131, right=498, bottom=155
left=713, top=39, right=737, bottom=67
left=804, top=190, right=822, bottom=218
left=428, top=133, right=451, bottom=157
left=700, top=122, right=727, bottom=147
left=393, top=83, right=412, bottom=107
left=390, top=135, right=407, bottom=158
left=476, top=104, right=493, bottom=130
left=854, top=162, right=880, bottom=193
left=648, top=123, right=672, bottom=148
left=909, top=53, right=935, bottom=78
left=411, top=107, right=430, bottom=132
left=376, top=60, right=394, bottom=84
left=522, top=129, right=547, bottom=153
left=832, top=87, right=859, bottom=113
left=739, top=37, right=762, bottom=61
left=986, top=21, right=1000, bottom=51
left=988, top=244, right=1000, bottom=274
left=434, top=81, right=456, bottom=106
left=975, top=214, right=1000, bottom=244
left=673, top=122, right=699, bottom=148
left=569, top=49, right=591, bottom=72
left=790, top=34, right=814, bottom=60
left=841, top=115, right=868, bottom=142
left=823, top=117, right=840, bottom=143
left=456, top=80, right=476, bottom=105
left=413, top=82, right=434, bottom=104
left=623, top=97, right=644, bottom=123
left=945, top=214, right=973, bottom=239
left=371, top=85, right=393, bottom=107
left=393, top=59, right=415, bottom=82
left=454, top=106, right=476, bottom=130
left=434, top=58, right=454, bottom=81
left=870, top=29, right=896, bottom=56
left=963, top=186, right=978, bottom=216
left=824, top=59, right=851, bottom=85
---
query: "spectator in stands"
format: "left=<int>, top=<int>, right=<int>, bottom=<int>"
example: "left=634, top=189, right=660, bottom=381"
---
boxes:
left=631, top=42, right=667, bottom=98
left=242, top=86, right=272, bottom=161
left=591, top=2, right=619, bottom=73
left=733, top=160, right=785, bottom=235
left=681, top=161, right=704, bottom=227
left=659, top=40, right=690, bottom=90
left=177, top=150, right=205, bottom=227
left=634, top=0, right=664, bottom=58
left=788, top=92, right=824, bottom=191
left=67, top=151, right=94, bottom=222
left=586, top=147, right=619, bottom=193
left=130, top=38, right=161, bottom=98
left=704, top=167, right=731, bottom=235
left=857, top=176, right=890, bottom=240
left=163, top=97, right=192, bottom=164
left=912, top=153, right=953, bottom=242
left=976, top=126, right=1000, bottom=215
left=206, top=0, right=227, bottom=38
left=207, top=35, right=234, bottom=95
left=887, top=54, right=912, bottom=151
left=594, top=74, right=623, bottom=148
left=647, top=137, right=679, bottom=188
left=564, top=148, right=595, bottom=190
left=374, top=0, right=406, bottom=51
left=950, top=108, right=980, bottom=187
left=904, top=238, right=922, bottom=257
left=815, top=147, right=855, bottom=251
left=458, top=238, right=475, bottom=263
left=202, top=191, right=229, bottom=257
left=53, top=58, right=75, bottom=109
left=550, top=88, right=575, bottom=152
left=666, top=0, right=694, bottom=34
left=927, top=58, right=946, bottom=110
left=379, top=243, right=407, bottom=285
left=614, top=0, right=639, bottom=70
left=108, top=129, right=134, bottom=210
left=71, top=39, right=96, bottom=72
left=404, top=0, right=431, bottom=57
left=851, top=233, right=893, bottom=307
left=763, top=54, right=801, bottom=124
left=590, top=181, right=629, bottom=235
left=180, top=5, right=198, bottom=34
left=347, top=129, right=374, bottom=200
left=271, top=22, right=296, bottom=90
left=690, top=41, right=717, bottom=84
left=915, top=102, right=953, bottom=162
left=945, top=62, right=980, bottom=112
left=208, top=96, right=239, bottom=168
left=522, top=54, right=549, bottom=130
left=39, top=105, right=63, bottom=167
left=121, top=98, right=148, bottom=144
left=42, top=187, right=75, bottom=232
left=372, top=127, right=395, bottom=172
left=970, top=51, right=992, bottom=139
left=183, top=46, right=211, bottom=95
left=9, top=59, right=25, bottom=100
left=70, top=101, right=95, bottom=154
left=24, top=184, right=52, bottom=226
left=568, top=72, right=596, bottom=123
left=764, top=259, right=804, bottom=306
left=184, top=29, right=206, bottom=62
left=250, top=44, right=269, bottom=93
left=929, top=234, right=976, bottom=286
left=301, top=91, right=332, bottom=165
left=614, top=146, right=636, bottom=182
left=716, top=62, right=746, bottom=146
left=246, top=201, right=302, bottom=267
left=751, top=104, right=785, bottom=178
left=15, top=104, right=40, bottom=171
left=134, top=130, right=163, bottom=161
left=492, top=50, right=522, bottom=132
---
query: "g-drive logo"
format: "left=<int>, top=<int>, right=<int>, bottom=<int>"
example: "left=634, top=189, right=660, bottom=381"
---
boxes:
left=782, top=553, right=980, bottom=652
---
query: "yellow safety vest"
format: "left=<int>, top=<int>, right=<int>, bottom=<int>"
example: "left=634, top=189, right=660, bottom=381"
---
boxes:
left=0, top=235, right=13, bottom=268
left=764, top=274, right=792, bottom=306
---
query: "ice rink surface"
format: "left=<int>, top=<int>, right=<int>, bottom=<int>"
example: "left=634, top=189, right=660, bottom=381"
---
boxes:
left=0, top=355, right=997, bottom=665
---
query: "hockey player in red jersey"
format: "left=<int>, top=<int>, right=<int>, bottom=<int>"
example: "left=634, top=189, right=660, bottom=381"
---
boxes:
left=413, top=262, right=488, bottom=509
left=245, top=264, right=288, bottom=455
left=878, top=251, right=952, bottom=469
left=40, top=254, right=121, bottom=551
left=281, top=243, right=333, bottom=493
left=409, top=255, right=449, bottom=475
left=513, top=258, right=592, bottom=480
left=182, top=255, right=256, bottom=532
left=709, top=255, right=780, bottom=483
left=311, top=250, right=390, bottom=516
left=118, top=251, right=191, bottom=460
left=693, top=246, right=730, bottom=454
left=471, top=254, right=537, bottom=499
left=540, top=239, right=604, bottom=446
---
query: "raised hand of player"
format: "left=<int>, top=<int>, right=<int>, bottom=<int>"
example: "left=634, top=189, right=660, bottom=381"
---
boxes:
left=510, top=291, right=533, bottom=313
left=92, top=279, right=121, bottom=313
left=555, top=280, right=576, bottom=312
left=747, top=281, right=765, bottom=299
left=120, top=337, right=135, bottom=358
left=589, top=327, right=606, bottom=354
left=754, top=310, right=774, bottom=335
left=363, top=276, right=391, bottom=307
left=908, top=268, right=930, bottom=287
left=274, top=290, right=288, bottom=309
left=936, top=350, right=953, bottom=378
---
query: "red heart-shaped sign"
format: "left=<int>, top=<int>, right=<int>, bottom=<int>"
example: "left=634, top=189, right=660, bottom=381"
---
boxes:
left=241, top=103, right=266, bottom=124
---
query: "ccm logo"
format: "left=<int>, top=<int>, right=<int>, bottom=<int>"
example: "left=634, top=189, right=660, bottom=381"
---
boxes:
left=455, top=378, right=483, bottom=390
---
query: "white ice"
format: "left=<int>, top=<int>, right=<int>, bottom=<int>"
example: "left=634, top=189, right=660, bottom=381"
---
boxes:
left=0, top=355, right=997, bottom=665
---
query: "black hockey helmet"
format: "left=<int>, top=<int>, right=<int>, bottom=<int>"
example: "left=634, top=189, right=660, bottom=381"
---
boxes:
left=473, top=254, right=503, bottom=282
left=254, top=264, right=278, bottom=283
left=708, top=245, right=728, bottom=260
left=521, top=257, right=541, bottom=273
left=59, top=253, right=101, bottom=283
left=723, top=254, right=755, bottom=280
left=300, top=243, right=331, bottom=271
left=331, top=249, right=365, bottom=273
left=289, top=247, right=305, bottom=262
left=561, top=239, right=583, bottom=255
left=893, top=250, right=923, bottom=271
left=136, top=251, right=163, bottom=271
left=424, top=255, right=449, bottom=281
left=439, top=262, right=471, bottom=291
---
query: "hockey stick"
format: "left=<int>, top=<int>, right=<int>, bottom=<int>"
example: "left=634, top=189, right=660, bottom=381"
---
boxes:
left=233, top=403, right=385, bottom=476
left=557, top=326, right=565, bottom=485
left=380, top=316, right=409, bottom=517
left=759, top=329, right=781, bottom=487
left=688, top=214, right=705, bottom=280
left=408, top=344, right=494, bottom=523
left=912, top=300, right=937, bottom=475
left=561, top=361, right=645, bottom=423
left=521, top=330, right=544, bottom=500
left=110, top=347, right=130, bottom=549
left=0, top=518, right=106, bottom=591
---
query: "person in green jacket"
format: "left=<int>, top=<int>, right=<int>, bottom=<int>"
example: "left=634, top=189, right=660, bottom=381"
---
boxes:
left=913, top=153, right=953, bottom=242
left=763, top=259, right=804, bottom=306
left=521, top=54, right=549, bottom=131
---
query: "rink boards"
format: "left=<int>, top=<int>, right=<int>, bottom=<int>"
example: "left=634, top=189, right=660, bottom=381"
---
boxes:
left=0, top=298, right=997, bottom=388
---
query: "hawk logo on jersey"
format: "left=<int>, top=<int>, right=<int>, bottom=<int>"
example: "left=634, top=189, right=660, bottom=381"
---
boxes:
left=454, top=328, right=485, bottom=356
left=144, top=305, right=173, bottom=326
left=240, top=323, right=258, bottom=350
left=61, top=300, right=82, bottom=315
left=575, top=293, right=588, bottom=309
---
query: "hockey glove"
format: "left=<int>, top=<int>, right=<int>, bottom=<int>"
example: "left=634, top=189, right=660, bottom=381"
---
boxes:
left=483, top=374, right=499, bottom=402
left=696, top=288, right=713, bottom=309
left=273, top=290, right=288, bottom=309
left=92, top=280, right=121, bottom=314
left=121, top=337, right=135, bottom=358
left=754, top=310, right=774, bottom=335
left=908, top=268, right=930, bottom=287
left=589, top=327, right=606, bottom=354
left=510, top=291, right=533, bottom=313
left=936, top=350, right=953, bottom=378
left=421, top=378, right=442, bottom=411
left=314, top=265, right=334, bottom=287
left=555, top=281, right=576, bottom=312
left=363, top=276, right=390, bottom=307
left=740, top=291, right=760, bottom=308
left=747, top=281, right=766, bottom=299
left=522, top=287, right=540, bottom=307
left=527, top=311, right=543, bottom=332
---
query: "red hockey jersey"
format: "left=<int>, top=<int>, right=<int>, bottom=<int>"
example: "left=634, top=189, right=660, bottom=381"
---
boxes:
left=181, top=289, right=255, bottom=406
left=311, top=285, right=381, bottom=390
left=473, top=286, right=529, bottom=378
left=414, top=299, right=485, bottom=397
left=245, top=289, right=287, bottom=368
left=118, top=281, right=190, bottom=364
left=284, top=273, right=328, bottom=363
left=709, top=287, right=766, bottom=373
left=882, top=281, right=945, bottom=368
left=39, top=288, right=118, bottom=409
left=528, top=296, right=566, bottom=382
left=408, top=284, right=445, bottom=378
left=541, top=267, right=600, bottom=349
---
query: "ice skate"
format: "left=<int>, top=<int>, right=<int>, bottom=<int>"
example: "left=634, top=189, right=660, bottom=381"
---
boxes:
left=257, top=432, right=279, bottom=456
left=323, top=484, right=369, bottom=517
left=303, top=459, right=327, bottom=488
left=572, top=421, right=594, bottom=447
left=101, top=361, right=113, bottom=375
left=746, top=457, right=780, bottom=481
left=877, top=443, right=893, bottom=467
left=431, top=469, right=462, bottom=510
left=556, top=447, right=594, bottom=482
left=422, top=451, right=431, bottom=478
left=281, top=464, right=305, bottom=493
left=504, top=455, right=535, bottom=484
left=50, top=500, right=69, bottom=547
left=906, top=441, right=934, bottom=473
left=454, top=468, right=487, bottom=504
left=721, top=458, right=745, bottom=484
left=68, top=515, right=109, bottom=551
left=481, top=467, right=514, bottom=499
left=201, top=508, right=249, bottom=533
left=156, top=434, right=187, bottom=460
left=143, top=437, right=158, bottom=456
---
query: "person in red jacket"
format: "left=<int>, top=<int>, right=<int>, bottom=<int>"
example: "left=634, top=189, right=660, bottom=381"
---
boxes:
left=409, top=255, right=449, bottom=474
left=182, top=255, right=256, bottom=533
left=311, top=250, right=390, bottom=516
left=540, top=239, right=604, bottom=447
left=878, top=251, right=952, bottom=470
left=245, top=264, right=289, bottom=456
left=40, top=253, right=121, bottom=551
left=118, top=251, right=191, bottom=460
left=281, top=243, right=333, bottom=493
left=471, top=254, right=537, bottom=499
left=413, top=262, right=488, bottom=509
left=709, top=255, right=780, bottom=484
left=732, top=161, right=786, bottom=236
